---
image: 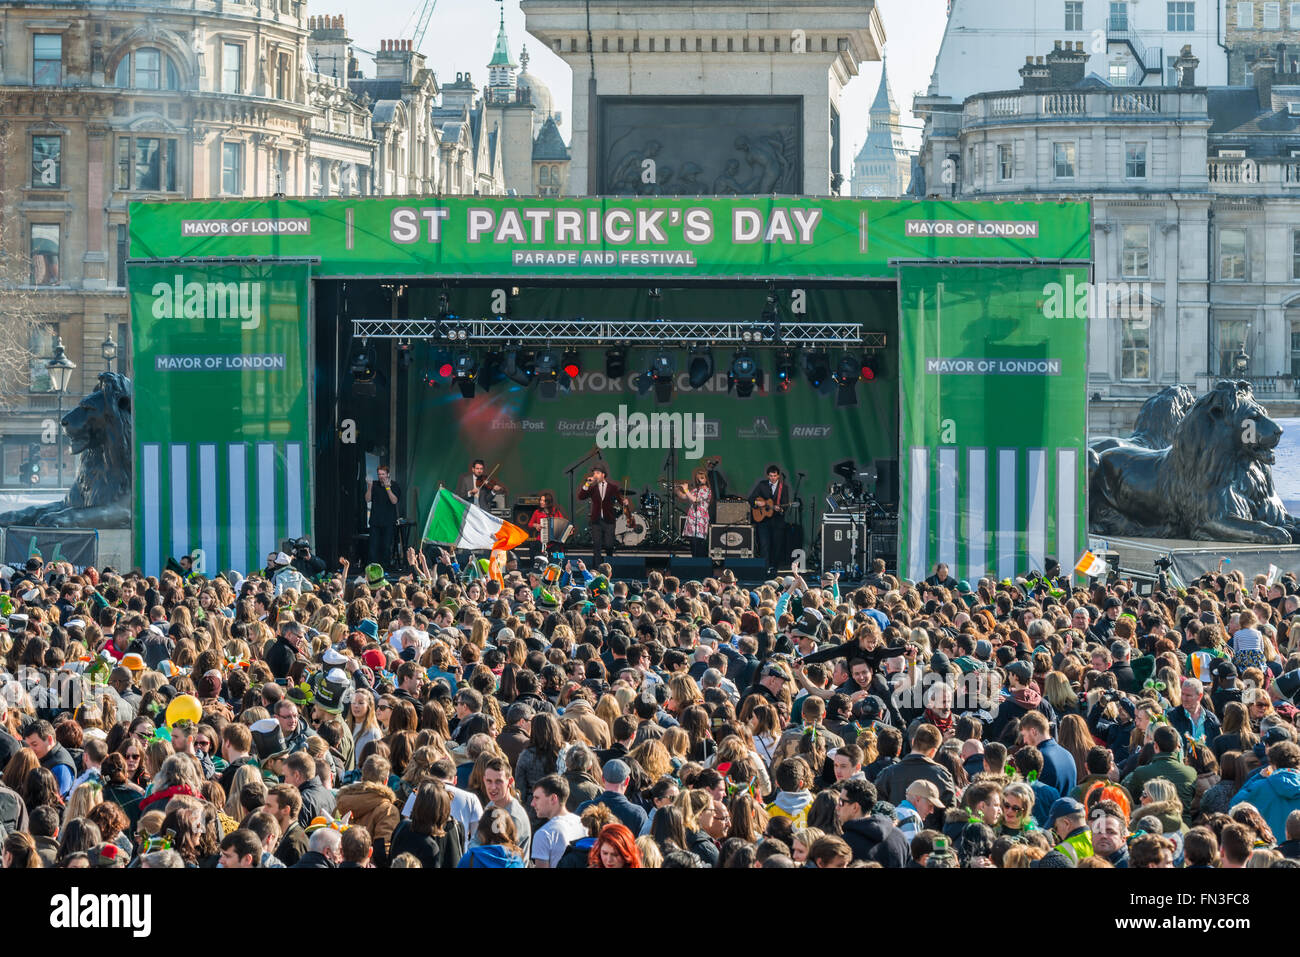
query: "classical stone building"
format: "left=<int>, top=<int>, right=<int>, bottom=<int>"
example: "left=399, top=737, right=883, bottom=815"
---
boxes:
left=852, top=59, right=911, bottom=197
left=520, top=0, right=884, bottom=196
left=1225, top=0, right=1300, bottom=83
left=915, top=42, right=1300, bottom=433
left=0, top=0, right=317, bottom=487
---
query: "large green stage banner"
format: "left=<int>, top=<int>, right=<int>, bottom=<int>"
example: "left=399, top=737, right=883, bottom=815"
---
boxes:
left=897, top=265, right=1088, bottom=584
left=129, top=197, right=1090, bottom=280
left=128, top=261, right=313, bottom=577
left=403, top=285, right=897, bottom=528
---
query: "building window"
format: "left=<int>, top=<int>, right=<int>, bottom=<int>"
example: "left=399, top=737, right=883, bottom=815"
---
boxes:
left=1054, top=142, right=1076, bottom=179
left=1125, top=142, right=1147, bottom=178
left=1219, top=228, right=1247, bottom=280
left=114, top=47, right=180, bottom=90
left=998, top=143, right=1014, bottom=180
left=1293, top=229, right=1300, bottom=279
left=222, top=42, right=244, bottom=94
left=33, top=35, right=62, bottom=86
left=1065, top=0, right=1084, bottom=29
left=1109, top=62, right=1130, bottom=84
left=115, top=136, right=178, bottom=191
left=1167, top=1, right=1195, bottom=29
left=539, top=165, right=551, bottom=185
left=1121, top=317, right=1151, bottom=380
left=29, top=324, right=57, bottom=392
left=1290, top=322, right=1300, bottom=377
left=276, top=52, right=291, bottom=100
left=222, top=142, right=243, bottom=195
left=1238, top=0, right=1256, bottom=23
left=1292, top=0, right=1300, bottom=24
left=31, top=136, right=61, bottom=188
left=1110, top=0, right=1129, bottom=30
left=1122, top=224, right=1150, bottom=277
left=1217, top=319, right=1251, bottom=374
left=115, top=224, right=128, bottom=289
left=1264, top=1, right=1281, bottom=25
left=30, top=224, right=60, bottom=285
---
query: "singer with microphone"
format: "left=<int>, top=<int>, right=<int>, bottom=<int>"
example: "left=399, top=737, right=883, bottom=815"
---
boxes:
left=577, top=463, right=623, bottom=566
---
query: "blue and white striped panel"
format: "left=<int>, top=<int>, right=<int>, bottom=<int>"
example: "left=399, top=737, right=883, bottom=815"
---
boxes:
left=1026, top=448, right=1047, bottom=573
left=996, top=448, right=1017, bottom=581
left=937, top=447, right=958, bottom=572
left=1058, top=448, right=1079, bottom=578
left=142, top=444, right=161, bottom=576
left=967, top=448, right=987, bottom=582
left=907, top=446, right=929, bottom=582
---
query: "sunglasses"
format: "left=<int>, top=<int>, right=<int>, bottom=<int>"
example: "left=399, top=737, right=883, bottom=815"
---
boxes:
left=1004, top=803, right=1025, bottom=813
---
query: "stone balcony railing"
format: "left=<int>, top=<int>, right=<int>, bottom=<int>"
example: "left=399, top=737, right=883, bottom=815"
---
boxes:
left=961, top=87, right=1206, bottom=124
left=1207, top=158, right=1300, bottom=191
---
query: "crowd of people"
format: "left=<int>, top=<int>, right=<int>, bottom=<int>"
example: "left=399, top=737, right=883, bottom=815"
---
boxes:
left=1, top=545, right=1299, bottom=871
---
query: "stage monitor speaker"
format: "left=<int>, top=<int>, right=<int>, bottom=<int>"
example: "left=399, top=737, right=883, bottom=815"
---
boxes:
left=669, top=557, right=713, bottom=579
left=610, top=556, right=647, bottom=579
left=721, top=558, right=769, bottom=583
left=715, top=500, right=751, bottom=525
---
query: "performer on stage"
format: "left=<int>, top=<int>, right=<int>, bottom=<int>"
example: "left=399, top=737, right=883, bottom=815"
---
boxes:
left=677, top=467, right=712, bottom=558
left=748, top=463, right=790, bottom=576
left=455, top=459, right=506, bottom=509
left=576, top=464, right=623, bottom=566
left=526, top=492, right=568, bottom=559
left=365, top=465, right=401, bottom=566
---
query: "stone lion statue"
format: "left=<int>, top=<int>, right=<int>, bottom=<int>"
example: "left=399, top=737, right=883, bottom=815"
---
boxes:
left=1089, top=384, right=1196, bottom=455
left=0, top=372, right=132, bottom=529
left=1090, top=380, right=1300, bottom=544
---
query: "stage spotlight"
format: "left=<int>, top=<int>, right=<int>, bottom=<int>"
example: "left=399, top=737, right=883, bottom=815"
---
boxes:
left=396, top=340, right=413, bottom=370
left=804, top=350, right=830, bottom=390
left=535, top=350, right=560, bottom=380
left=861, top=353, right=879, bottom=382
left=479, top=351, right=504, bottom=390
left=729, top=348, right=760, bottom=399
left=351, top=344, right=377, bottom=397
left=833, top=353, right=860, bottom=408
left=452, top=350, right=478, bottom=399
left=774, top=348, right=797, bottom=393
left=651, top=349, right=675, bottom=404
left=605, top=346, right=627, bottom=379
left=561, top=349, right=581, bottom=381
left=504, top=349, right=533, bottom=387
left=687, top=347, right=714, bottom=389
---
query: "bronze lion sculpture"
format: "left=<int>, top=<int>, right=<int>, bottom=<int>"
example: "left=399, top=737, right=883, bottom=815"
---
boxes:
left=1090, top=380, right=1299, bottom=544
left=0, top=372, right=132, bottom=529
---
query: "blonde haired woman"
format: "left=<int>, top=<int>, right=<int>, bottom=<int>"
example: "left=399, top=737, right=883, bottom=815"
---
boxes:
left=350, top=688, right=383, bottom=768
left=62, top=781, right=104, bottom=828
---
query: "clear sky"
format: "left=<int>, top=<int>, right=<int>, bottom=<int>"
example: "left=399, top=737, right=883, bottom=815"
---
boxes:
left=317, top=0, right=948, bottom=179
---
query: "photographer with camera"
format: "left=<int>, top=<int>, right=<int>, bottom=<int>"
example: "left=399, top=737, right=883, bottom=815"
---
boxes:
left=290, top=538, right=326, bottom=579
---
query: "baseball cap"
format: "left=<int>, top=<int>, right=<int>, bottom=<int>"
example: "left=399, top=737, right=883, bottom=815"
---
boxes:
left=1006, top=660, right=1033, bottom=684
left=1047, top=797, right=1085, bottom=824
left=906, top=779, right=946, bottom=808
left=602, top=758, right=631, bottom=784
left=761, top=662, right=790, bottom=681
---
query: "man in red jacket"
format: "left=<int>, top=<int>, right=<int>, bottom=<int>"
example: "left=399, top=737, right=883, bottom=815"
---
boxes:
left=577, top=464, right=624, bottom=566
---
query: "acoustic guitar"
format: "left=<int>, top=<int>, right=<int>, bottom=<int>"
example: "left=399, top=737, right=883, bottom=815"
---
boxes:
left=751, top=497, right=783, bottom=523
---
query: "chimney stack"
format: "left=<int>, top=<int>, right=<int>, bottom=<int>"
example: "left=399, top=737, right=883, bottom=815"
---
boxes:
left=1020, top=53, right=1052, bottom=90
left=1252, top=50, right=1277, bottom=109
left=1174, top=44, right=1199, bottom=87
left=1046, top=39, right=1088, bottom=87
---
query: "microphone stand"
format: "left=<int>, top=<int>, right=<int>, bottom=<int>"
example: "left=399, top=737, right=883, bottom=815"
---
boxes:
left=789, top=471, right=806, bottom=571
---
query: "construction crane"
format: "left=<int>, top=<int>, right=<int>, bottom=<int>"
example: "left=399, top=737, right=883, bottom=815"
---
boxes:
left=410, top=0, right=440, bottom=53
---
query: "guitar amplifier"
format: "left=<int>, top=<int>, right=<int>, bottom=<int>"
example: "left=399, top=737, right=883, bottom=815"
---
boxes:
left=821, top=515, right=868, bottom=573
left=715, top=500, right=751, bottom=525
left=709, top=524, right=754, bottom=559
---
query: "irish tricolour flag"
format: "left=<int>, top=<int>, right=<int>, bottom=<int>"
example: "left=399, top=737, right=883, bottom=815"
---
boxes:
left=422, top=488, right=528, bottom=551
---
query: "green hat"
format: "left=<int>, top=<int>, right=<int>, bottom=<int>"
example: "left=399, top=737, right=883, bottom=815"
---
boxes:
left=534, top=586, right=559, bottom=608
left=286, top=680, right=314, bottom=706
left=365, top=563, right=389, bottom=587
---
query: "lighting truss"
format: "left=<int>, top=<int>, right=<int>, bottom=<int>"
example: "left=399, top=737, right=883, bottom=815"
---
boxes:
left=351, top=317, right=880, bottom=347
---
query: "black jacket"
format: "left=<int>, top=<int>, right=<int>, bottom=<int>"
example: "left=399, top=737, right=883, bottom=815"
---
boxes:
left=297, top=778, right=337, bottom=828
left=842, top=814, right=911, bottom=867
left=289, top=850, right=336, bottom=869
left=389, top=820, right=462, bottom=869
left=0, top=782, right=27, bottom=836
left=0, top=728, right=19, bottom=771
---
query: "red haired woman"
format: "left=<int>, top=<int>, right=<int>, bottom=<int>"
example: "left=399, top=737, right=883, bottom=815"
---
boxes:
left=587, top=822, right=642, bottom=869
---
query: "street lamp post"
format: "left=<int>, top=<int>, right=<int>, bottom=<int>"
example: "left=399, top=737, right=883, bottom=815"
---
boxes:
left=101, top=332, right=118, bottom=373
left=46, top=336, right=76, bottom=489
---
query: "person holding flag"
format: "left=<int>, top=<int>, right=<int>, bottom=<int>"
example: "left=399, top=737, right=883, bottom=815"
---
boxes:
left=423, top=487, right=529, bottom=585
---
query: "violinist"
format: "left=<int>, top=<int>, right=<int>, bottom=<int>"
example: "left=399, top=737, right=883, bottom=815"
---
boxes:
left=676, top=466, right=712, bottom=558
left=455, top=459, right=506, bottom=509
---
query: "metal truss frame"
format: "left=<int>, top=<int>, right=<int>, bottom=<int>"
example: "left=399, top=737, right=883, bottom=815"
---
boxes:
left=350, top=317, right=884, bottom=348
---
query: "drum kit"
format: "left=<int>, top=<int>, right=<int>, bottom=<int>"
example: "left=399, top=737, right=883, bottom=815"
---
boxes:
left=614, top=483, right=665, bottom=547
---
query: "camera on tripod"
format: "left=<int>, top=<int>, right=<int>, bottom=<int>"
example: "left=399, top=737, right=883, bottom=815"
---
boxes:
left=825, top=459, right=883, bottom=514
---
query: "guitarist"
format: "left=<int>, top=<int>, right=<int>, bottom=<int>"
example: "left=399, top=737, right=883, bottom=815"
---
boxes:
left=748, top=464, right=790, bottom=576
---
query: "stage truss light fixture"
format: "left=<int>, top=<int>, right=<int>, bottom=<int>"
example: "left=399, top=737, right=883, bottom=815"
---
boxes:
left=561, top=349, right=582, bottom=381
left=605, top=346, right=627, bottom=379
left=396, top=340, right=413, bottom=369
left=479, top=351, right=505, bottom=390
left=729, top=348, right=761, bottom=399
left=803, top=350, right=831, bottom=390
left=687, top=346, right=714, bottom=389
left=833, top=352, right=861, bottom=407
left=861, top=353, right=879, bottom=382
left=650, top=349, right=676, bottom=404
left=774, top=348, right=797, bottom=393
left=351, top=343, right=377, bottom=396
left=452, top=350, right=478, bottom=399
